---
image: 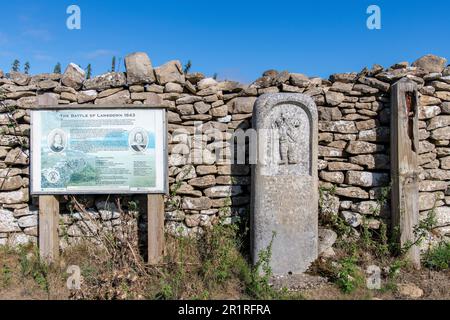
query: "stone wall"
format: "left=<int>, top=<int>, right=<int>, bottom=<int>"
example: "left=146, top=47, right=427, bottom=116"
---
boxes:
left=0, top=52, right=449, bottom=251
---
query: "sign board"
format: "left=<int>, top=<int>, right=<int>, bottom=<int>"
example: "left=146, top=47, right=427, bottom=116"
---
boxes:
left=31, top=107, right=167, bottom=195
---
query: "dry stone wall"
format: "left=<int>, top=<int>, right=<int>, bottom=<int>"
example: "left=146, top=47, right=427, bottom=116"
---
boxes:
left=0, top=52, right=449, bottom=251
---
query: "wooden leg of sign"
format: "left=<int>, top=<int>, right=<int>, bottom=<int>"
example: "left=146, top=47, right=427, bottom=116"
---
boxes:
left=37, top=93, right=60, bottom=264
left=147, top=194, right=165, bottom=265
left=39, top=195, right=60, bottom=263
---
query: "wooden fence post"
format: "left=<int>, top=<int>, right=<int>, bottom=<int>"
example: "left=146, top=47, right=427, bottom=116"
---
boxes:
left=147, top=194, right=165, bottom=265
left=391, top=78, right=421, bottom=269
left=37, top=93, right=60, bottom=263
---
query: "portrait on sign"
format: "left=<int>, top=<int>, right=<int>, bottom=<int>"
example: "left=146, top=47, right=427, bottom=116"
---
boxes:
left=129, top=128, right=149, bottom=153
left=48, top=129, right=67, bottom=153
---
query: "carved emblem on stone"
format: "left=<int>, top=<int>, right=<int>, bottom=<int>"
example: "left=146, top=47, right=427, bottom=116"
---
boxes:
left=272, top=112, right=301, bottom=165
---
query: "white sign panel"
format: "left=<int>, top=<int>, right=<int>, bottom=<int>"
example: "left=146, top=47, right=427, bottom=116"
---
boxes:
left=31, top=108, right=167, bottom=194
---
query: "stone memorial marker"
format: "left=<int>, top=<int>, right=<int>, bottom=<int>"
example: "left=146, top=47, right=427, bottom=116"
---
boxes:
left=251, top=93, right=318, bottom=275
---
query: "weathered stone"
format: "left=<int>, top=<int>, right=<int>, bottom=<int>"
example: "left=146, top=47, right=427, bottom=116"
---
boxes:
left=216, top=176, right=250, bottom=186
left=0, top=176, right=24, bottom=191
left=167, top=111, right=182, bottom=123
left=61, top=63, right=85, bottom=89
left=165, top=82, right=183, bottom=93
left=211, top=105, right=228, bottom=117
left=5, top=147, right=28, bottom=165
left=176, top=165, right=197, bottom=181
left=358, top=127, right=389, bottom=142
left=77, top=90, right=98, bottom=103
left=94, top=200, right=120, bottom=220
left=0, top=209, right=20, bottom=232
left=418, top=105, right=441, bottom=119
left=176, top=95, right=203, bottom=105
left=319, top=171, right=344, bottom=184
left=9, top=72, right=30, bottom=86
left=432, top=206, right=450, bottom=236
left=231, top=97, right=257, bottom=114
left=350, top=154, right=390, bottom=170
left=355, top=119, right=377, bottom=131
left=217, top=165, right=250, bottom=176
left=154, top=60, right=184, bottom=85
left=24, top=227, right=37, bottom=237
left=319, top=121, right=357, bottom=133
left=320, top=193, right=340, bottom=218
left=195, top=165, right=217, bottom=176
left=84, top=72, right=126, bottom=90
left=318, top=146, right=343, bottom=157
left=124, top=52, right=156, bottom=84
left=318, top=107, right=342, bottom=121
left=419, top=152, right=437, bottom=166
left=328, top=162, right=364, bottom=171
left=330, top=73, right=357, bottom=83
left=252, top=93, right=318, bottom=275
left=204, top=186, right=242, bottom=198
left=95, top=90, right=131, bottom=105
left=165, top=210, right=186, bottom=222
left=412, top=54, right=447, bottom=73
left=318, top=228, right=337, bottom=255
left=188, top=175, right=216, bottom=188
left=335, top=187, right=369, bottom=199
left=185, top=214, right=201, bottom=227
left=353, top=84, right=378, bottom=94
left=427, top=116, right=450, bottom=130
left=431, top=127, right=450, bottom=140
left=419, top=141, right=435, bottom=154
left=129, top=85, right=145, bottom=93
left=419, top=193, right=440, bottom=211
left=440, top=156, right=450, bottom=169
left=330, top=82, right=353, bottom=94
left=97, top=88, right=123, bottom=98
left=319, top=133, right=333, bottom=143
left=397, top=283, right=424, bottom=299
left=194, top=101, right=211, bottom=114
left=341, top=211, right=363, bottom=227
left=346, top=171, right=389, bottom=187
left=351, top=201, right=382, bottom=215
left=0, top=188, right=28, bottom=204
left=435, top=91, right=450, bottom=101
left=38, top=79, right=59, bottom=90
left=346, top=141, right=384, bottom=154
left=60, top=92, right=77, bottom=102
left=358, top=77, right=390, bottom=92
left=0, top=168, right=21, bottom=178
left=197, top=78, right=218, bottom=90
left=420, top=95, right=441, bottom=106
left=176, top=104, right=194, bottom=115
left=419, top=180, right=448, bottom=192
left=13, top=206, right=38, bottom=218
left=18, top=215, right=37, bottom=228
left=181, top=197, right=212, bottom=210
left=325, top=91, right=345, bottom=106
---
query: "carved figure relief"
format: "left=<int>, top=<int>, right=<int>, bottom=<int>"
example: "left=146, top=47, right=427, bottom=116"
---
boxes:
left=272, top=112, right=301, bottom=165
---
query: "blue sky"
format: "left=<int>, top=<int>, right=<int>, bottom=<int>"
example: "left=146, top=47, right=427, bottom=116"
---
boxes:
left=0, top=0, right=449, bottom=83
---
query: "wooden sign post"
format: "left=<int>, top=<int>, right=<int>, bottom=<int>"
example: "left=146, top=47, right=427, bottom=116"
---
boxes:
left=147, top=194, right=165, bottom=264
left=390, top=78, right=421, bottom=269
left=38, top=94, right=60, bottom=263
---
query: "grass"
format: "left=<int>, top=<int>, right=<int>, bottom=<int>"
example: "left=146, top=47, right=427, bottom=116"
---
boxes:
left=423, top=242, right=450, bottom=271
